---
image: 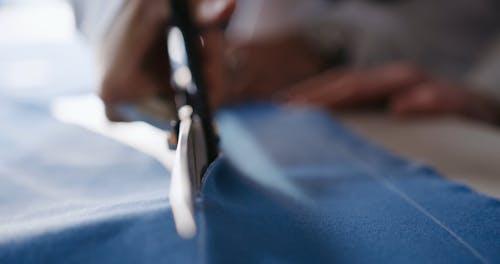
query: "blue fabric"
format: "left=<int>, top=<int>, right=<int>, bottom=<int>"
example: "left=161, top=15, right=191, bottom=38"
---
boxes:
left=3, top=5, right=499, bottom=263
left=206, top=106, right=500, bottom=263
left=1, top=99, right=499, bottom=263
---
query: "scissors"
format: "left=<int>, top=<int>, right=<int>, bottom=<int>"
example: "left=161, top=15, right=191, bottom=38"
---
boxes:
left=166, top=0, right=219, bottom=239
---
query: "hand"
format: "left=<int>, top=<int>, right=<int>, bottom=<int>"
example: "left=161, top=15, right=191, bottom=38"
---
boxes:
left=390, top=80, right=500, bottom=123
left=216, top=35, right=325, bottom=106
left=98, top=0, right=235, bottom=120
left=283, top=63, right=500, bottom=124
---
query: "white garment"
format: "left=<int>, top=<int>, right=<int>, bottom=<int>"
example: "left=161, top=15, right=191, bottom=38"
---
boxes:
left=69, top=0, right=125, bottom=46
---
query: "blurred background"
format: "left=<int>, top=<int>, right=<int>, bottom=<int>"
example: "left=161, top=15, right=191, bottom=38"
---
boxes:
left=0, top=0, right=95, bottom=101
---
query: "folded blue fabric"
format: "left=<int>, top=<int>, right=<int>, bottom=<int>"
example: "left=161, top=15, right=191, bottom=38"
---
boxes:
left=0, top=102, right=499, bottom=264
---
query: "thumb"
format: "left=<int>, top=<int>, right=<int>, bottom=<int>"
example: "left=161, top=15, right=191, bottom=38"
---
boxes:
left=195, top=0, right=236, bottom=27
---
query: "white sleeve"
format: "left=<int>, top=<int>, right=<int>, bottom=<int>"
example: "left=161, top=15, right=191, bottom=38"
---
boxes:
left=68, top=0, right=126, bottom=46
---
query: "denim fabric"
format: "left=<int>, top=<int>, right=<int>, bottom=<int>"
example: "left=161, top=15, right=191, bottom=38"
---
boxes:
left=206, top=105, right=500, bottom=263
left=0, top=101, right=499, bottom=264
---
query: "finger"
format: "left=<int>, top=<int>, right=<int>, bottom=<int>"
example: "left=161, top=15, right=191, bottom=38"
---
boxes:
left=285, top=63, right=426, bottom=108
left=100, top=71, right=161, bottom=106
left=278, top=68, right=347, bottom=105
left=99, top=0, right=169, bottom=106
left=286, top=63, right=424, bottom=105
left=390, top=83, right=500, bottom=122
left=101, top=75, right=163, bottom=121
left=101, top=0, right=168, bottom=67
left=389, top=84, right=446, bottom=118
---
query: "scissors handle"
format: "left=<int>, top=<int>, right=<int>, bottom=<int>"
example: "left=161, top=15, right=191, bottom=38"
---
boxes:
left=168, top=0, right=218, bottom=164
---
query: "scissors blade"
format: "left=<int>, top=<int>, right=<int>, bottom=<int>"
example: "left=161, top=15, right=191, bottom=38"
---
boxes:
left=169, top=105, right=210, bottom=239
left=169, top=106, right=197, bottom=239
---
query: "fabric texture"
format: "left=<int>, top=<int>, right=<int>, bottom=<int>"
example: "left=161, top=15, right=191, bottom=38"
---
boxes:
left=2, top=3, right=499, bottom=262
left=1, top=100, right=499, bottom=263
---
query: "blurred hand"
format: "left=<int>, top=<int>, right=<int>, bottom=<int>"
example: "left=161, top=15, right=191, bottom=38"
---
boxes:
left=98, top=0, right=235, bottom=120
left=283, top=63, right=500, bottom=124
left=389, top=80, right=500, bottom=123
left=99, top=2, right=496, bottom=125
left=215, top=35, right=325, bottom=106
left=98, top=0, right=330, bottom=122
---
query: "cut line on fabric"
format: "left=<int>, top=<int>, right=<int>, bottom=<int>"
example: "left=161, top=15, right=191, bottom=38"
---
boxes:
left=331, top=138, right=490, bottom=264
